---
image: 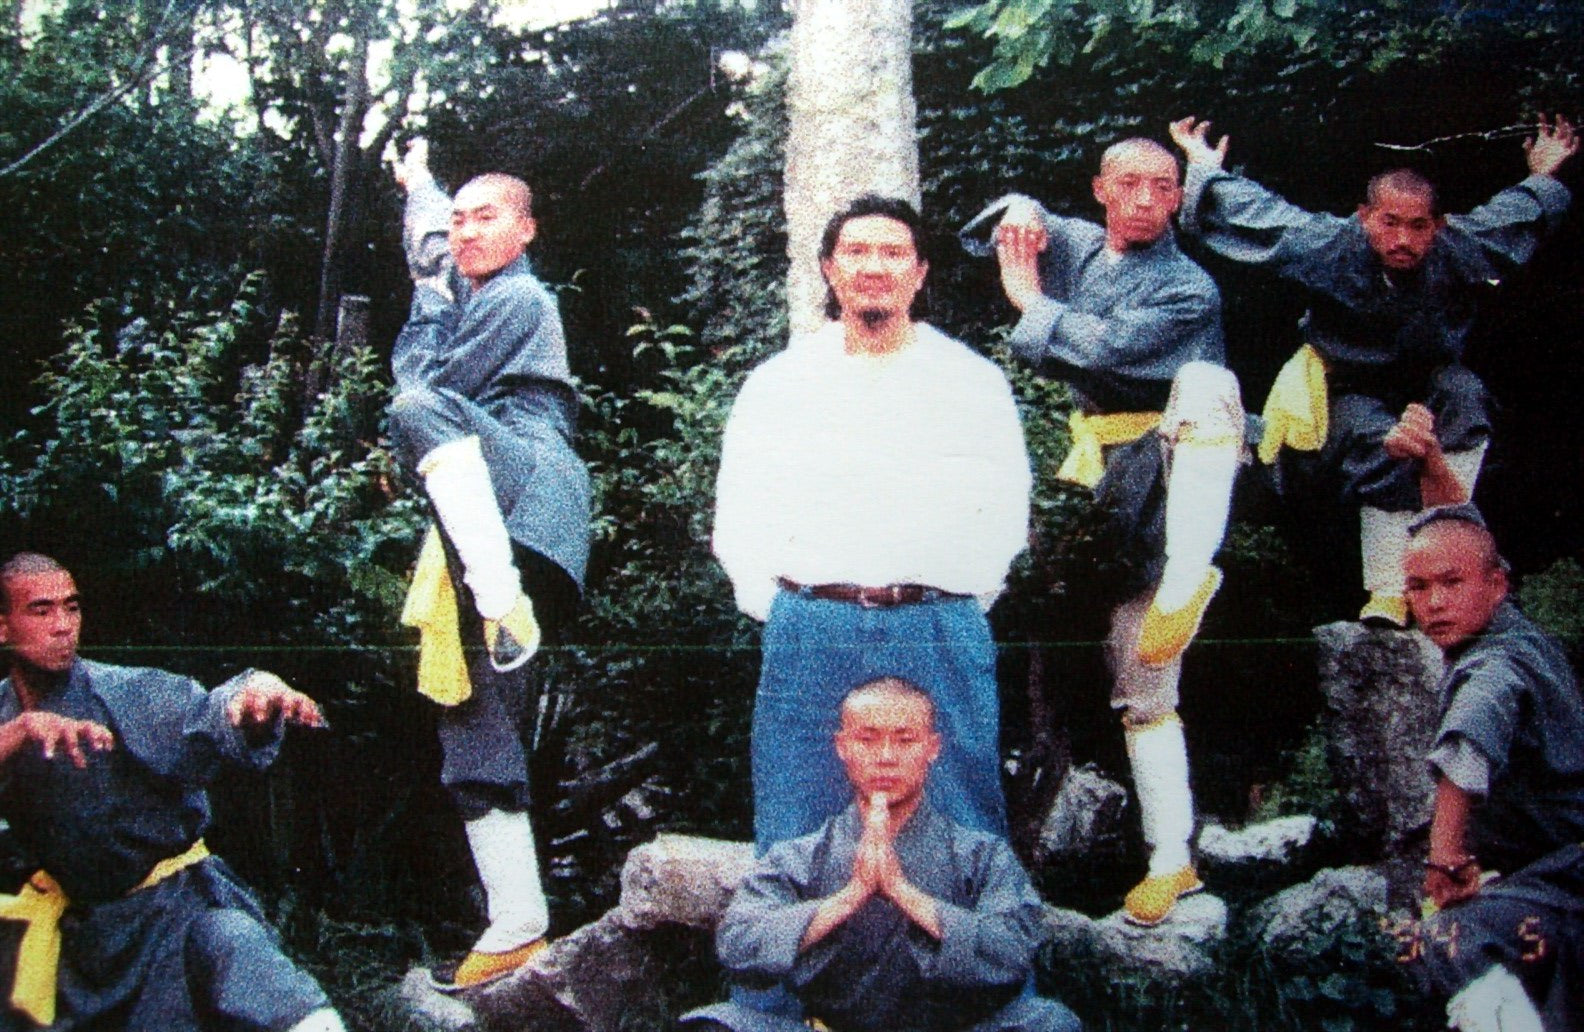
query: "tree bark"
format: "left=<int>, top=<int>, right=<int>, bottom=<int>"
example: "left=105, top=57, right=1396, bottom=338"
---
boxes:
left=783, top=0, right=919, bottom=335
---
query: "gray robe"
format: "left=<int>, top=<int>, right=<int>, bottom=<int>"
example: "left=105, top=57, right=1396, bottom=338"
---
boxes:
left=1409, top=604, right=1584, bottom=1029
left=390, top=177, right=591, bottom=592
left=685, top=804, right=1079, bottom=1032
left=0, top=661, right=328, bottom=1031
left=1179, top=167, right=1571, bottom=508
left=960, top=195, right=1227, bottom=597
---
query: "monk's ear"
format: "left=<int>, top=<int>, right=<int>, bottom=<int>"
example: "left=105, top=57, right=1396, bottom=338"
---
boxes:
left=521, top=216, right=538, bottom=248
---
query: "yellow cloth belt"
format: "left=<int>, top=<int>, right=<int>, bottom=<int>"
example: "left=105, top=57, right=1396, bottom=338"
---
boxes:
left=399, top=525, right=472, bottom=706
left=1056, top=411, right=1162, bottom=489
left=0, top=839, right=211, bottom=1026
left=1257, top=344, right=1329, bottom=464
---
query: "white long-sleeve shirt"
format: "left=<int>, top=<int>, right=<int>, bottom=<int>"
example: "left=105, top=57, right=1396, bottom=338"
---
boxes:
left=712, top=322, right=1032, bottom=621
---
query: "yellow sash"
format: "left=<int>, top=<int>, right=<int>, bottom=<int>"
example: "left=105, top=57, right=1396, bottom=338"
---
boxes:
left=0, top=839, right=210, bottom=1026
left=1257, top=344, right=1329, bottom=464
left=399, top=525, right=472, bottom=706
left=1056, top=411, right=1162, bottom=489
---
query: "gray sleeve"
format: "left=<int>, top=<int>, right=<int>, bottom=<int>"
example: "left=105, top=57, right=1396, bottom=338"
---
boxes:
left=1439, top=174, right=1572, bottom=277
left=109, top=669, right=282, bottom=786
left=1006, top=259, right=1221, bottom=378
left=1428, top=734, right=1492, bottom=796
left=1437, top=655, right=1526, bottom=783
left=403, top=175, right=454, bottom=281
left=715, top=841, right=824, bottom=983
left=910, top=838, right=1045, bottom=989
left=1177, top=163, right=1351, bottom=279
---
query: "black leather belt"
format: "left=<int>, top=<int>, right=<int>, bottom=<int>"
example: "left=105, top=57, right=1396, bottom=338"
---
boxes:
left=777, top=577, right=970, bottom=609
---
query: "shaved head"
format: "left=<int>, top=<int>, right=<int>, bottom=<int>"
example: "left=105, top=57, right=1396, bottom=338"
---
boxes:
left=1099, top=138, right=1181, bottom=179
left=839, top=675, right=937, bottom=730
left=460, top=173, right=533, bottom=220
left=0, top=553, right=68, bottom=613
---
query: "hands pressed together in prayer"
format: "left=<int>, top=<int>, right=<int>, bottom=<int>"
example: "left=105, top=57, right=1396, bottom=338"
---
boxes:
left=799, top=792, right=942, bottom=950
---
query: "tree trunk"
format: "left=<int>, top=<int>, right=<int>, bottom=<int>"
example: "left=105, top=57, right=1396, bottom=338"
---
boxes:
left=783, top=0, right=919, bottom=334
left=313, top=25, right=370, bottom=341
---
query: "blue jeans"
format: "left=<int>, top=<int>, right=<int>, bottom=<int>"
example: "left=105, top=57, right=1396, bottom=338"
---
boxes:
left=751, top=589, right=1007, bottom=852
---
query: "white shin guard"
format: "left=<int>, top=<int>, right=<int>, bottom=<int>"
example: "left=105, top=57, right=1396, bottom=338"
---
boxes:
left=1124, top=714, right=1195, bottom=875
left=1360, top=506, right=1416, bottom=598
left=288, top=1008, right=348, bottom=1032
left=1444, top=440, right=1489, bottom=500
left=464, top=809, right=550, bottom=953
left=1446, top=963, right=1544, bottom=1032
left=1157, top=361, right=1242, bottom=611
left=418, top=436, right=521, bottom=620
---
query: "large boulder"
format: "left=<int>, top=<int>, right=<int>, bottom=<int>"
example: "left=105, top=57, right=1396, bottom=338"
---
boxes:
left=1314, top=622, right=1441, bottom=874
left=1044, top=893, right=1228, bottom=981
left=1198, top=815, right=1318, bottom=869
left=1247, top=865, right=1390, bottom=966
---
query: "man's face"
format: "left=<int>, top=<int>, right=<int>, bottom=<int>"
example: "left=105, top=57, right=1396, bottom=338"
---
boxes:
left=1093, top=148, right=1182, bottom=249
left=1404, top=525, right=1507, bottom=650
left=449, top=179, right=537, bottom=284
left=1359, top=187, right=1442, bottom=272
left=834, top=690, right=940, bottom=805
left=820, top=215, right=927, bottom=325
left=0, top=570, right=82, bottom=676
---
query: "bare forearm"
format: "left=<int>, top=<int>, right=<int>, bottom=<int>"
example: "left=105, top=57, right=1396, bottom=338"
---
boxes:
left=799, top=883, right=868, bottom=951
left=1429, top=777, right=1473, bottom=864
left=886, top=879, right=942, bottom=940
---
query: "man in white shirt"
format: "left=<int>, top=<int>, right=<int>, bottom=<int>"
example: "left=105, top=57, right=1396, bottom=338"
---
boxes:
left=713, top=195, right=1032, bottom=853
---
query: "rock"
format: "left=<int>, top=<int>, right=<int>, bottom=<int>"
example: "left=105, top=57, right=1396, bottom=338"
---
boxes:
left=1044, top=892, right=1227, bottom=980
left=1036, top=763, right=1129, bottom=861
left=395, top=968, right=481, bottom=1031
left=1198, top=815, right=1317, bottom=867
left=1247, top=865, right=1389, bottom=966
left=617, top=833, right=755, bottom=931
left=1314, top=621, right=1441, bottom=864
left=470, top=912, right=705, bottom=1032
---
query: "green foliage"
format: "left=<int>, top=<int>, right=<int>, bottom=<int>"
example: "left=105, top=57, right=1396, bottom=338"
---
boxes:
left=1517, top=556, right=1584, bottom=646
left=943, top=0, right=1488, bottom=91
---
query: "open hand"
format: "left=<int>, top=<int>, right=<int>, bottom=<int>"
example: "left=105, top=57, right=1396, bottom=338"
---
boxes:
left=1169, top=116, right=1228, bottom=169
left=1525, top=114, right=1578, bottom=178
left=16, top=711, right=114, bottom=767
left=226, top=671, right=325, bottom=730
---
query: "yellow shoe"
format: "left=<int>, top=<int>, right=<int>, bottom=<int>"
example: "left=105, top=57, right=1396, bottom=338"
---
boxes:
left=432, top=938, right=548, bottom=993
left=1359, top=592, right=1409, bottom=629
left=1123, top=866, right=1203, bottom=927
left=1136, top=567, right=1222, bottom=667
left=483, top=593, right=541, bottom=673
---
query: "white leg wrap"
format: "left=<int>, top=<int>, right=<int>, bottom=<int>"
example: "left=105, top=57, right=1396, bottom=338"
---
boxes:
left=419, top=436, right=521, bottom=620
left=464, top=809, right=550, bottom=953
left=1446, top=963, right=1544, bottom=1032
left=1157, top=361, right=1242, bottom=610
left=288, top=1008, right=348, bottom=1032
left=1443, top=440, right=1489, bottom=499
left=1125, top=714, right=1195, bottom=874
left=1360, top=506, right=1416, bottom=597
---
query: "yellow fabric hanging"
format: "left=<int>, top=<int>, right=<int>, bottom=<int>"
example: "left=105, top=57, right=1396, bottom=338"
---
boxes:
left=1257, top=344, right=1329, bottom=464
left=0, top=839, right=211, bottom=1026
left=400, top=526, right=472, bottom=706
left=1056, top=411, right=1162, bottom=489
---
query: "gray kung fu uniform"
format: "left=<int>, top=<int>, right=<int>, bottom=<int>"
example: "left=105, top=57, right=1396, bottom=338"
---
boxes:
left=390, top=178, right=592, bottom=818
left=0, top=660, right=329, bottom=1031
left=685, top=804, right=1079, bottom=1032
left=1410, top=603, right=1584, bottom=1029
left=961, top=195, right=1228, bottom=598
left=1180, top=166, right=1571, bottom=510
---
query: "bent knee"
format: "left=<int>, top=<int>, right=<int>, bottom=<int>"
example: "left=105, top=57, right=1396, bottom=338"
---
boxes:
left=1164, top=361, right=1244, bottom=442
